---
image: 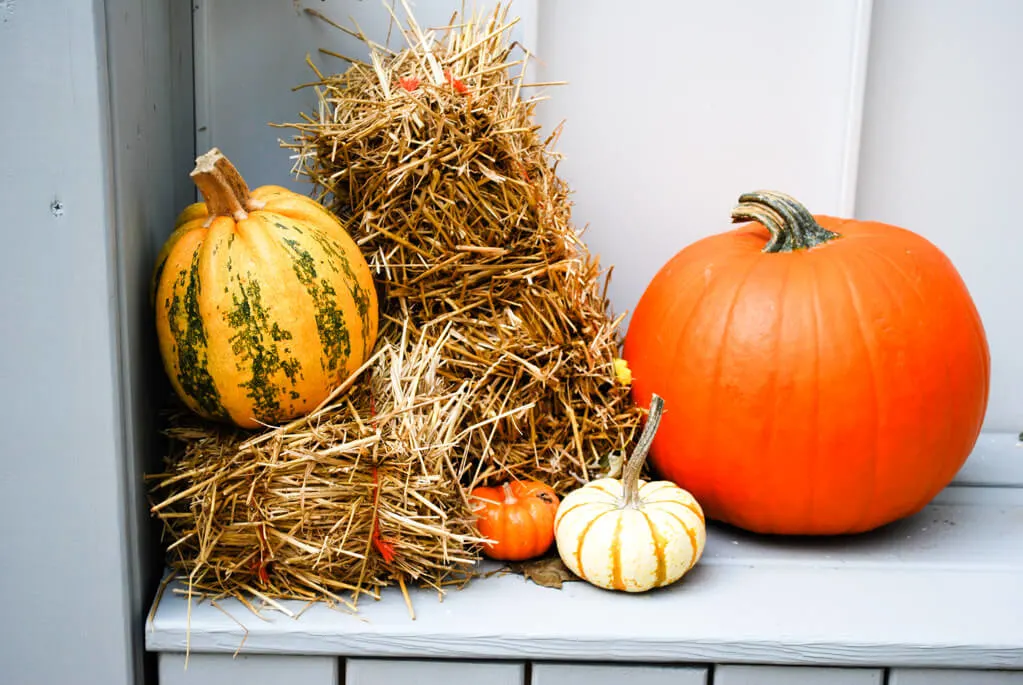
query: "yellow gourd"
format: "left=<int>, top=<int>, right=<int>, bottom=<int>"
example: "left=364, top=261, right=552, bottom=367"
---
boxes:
left=152, top=148, right=379, bottom=429
left=554, top=394, right=706, bottom=592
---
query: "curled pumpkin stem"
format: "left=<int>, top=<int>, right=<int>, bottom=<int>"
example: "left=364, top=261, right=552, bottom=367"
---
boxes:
left=621, top=394, right=665, bottom=509
left=731, top=190, right=841, bottom=253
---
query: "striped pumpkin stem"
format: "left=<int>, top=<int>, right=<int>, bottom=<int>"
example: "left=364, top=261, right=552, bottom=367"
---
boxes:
left=621, top=394, right=664, bottom=509
left=190, top=147, right=260, bottom=221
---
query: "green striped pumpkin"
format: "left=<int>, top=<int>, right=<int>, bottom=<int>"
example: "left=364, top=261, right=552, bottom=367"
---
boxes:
left=554, top=395, right=706, bottom=592
left=152, top=148, right=379, bottom=429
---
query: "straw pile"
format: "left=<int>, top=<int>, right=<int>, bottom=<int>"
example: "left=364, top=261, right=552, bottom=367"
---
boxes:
left=281, top=2, right=645, bottom=491
left=148, top=1, right=643, bottom=609
left=150, top=325, right=507, bottom=610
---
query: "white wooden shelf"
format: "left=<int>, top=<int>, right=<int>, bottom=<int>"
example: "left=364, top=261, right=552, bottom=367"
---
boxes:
left=145, top=482, right=1023, bottom=670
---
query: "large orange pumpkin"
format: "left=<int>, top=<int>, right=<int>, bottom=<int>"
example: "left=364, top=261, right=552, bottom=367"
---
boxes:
left=152, top=148, right=379, bottom=429
left=622, top=190, right=989, bottom=535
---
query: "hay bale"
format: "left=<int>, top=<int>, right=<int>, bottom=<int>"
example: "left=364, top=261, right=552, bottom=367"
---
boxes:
left=148, top=1, right=642, bottom=609
left=149, top=325, right=497, bottom=609
left=281, top=2, right=643, bottom=491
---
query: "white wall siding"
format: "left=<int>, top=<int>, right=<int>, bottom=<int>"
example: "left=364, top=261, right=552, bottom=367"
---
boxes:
left=0, top=1, right=145, bottom=683
left=533, top=0, right=872, bottom=327
left=855, top=0, right=1023, bottom=433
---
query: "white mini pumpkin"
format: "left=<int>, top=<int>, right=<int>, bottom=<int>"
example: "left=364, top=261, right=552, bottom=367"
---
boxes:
left=554, top=394, right=706, bottom=592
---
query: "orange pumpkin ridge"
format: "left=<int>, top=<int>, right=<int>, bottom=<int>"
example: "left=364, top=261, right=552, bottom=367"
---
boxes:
left=622, top=190, right=989, bottom=536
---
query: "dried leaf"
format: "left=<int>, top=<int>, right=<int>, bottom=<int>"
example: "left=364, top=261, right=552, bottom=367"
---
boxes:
left=506, top=554, right=578, bottom=589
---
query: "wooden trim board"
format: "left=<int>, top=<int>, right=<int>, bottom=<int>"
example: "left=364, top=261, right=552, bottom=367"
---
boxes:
left=838, top=0, right=874, bottom=216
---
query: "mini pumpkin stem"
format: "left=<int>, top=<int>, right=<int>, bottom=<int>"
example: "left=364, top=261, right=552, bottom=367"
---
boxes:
left=501, top=482, right=518, bottom=504
left=731, top=190, right=840, bottom=253
left=190, top=148, right=255, bottom=221
left=621, top=394, right=665, bottom=509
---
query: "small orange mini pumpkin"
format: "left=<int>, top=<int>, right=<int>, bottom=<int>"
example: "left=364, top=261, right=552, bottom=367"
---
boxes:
left=470, top=480, right=560, bottom=561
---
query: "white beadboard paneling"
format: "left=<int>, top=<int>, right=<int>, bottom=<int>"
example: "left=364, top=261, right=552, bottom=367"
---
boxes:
left=855, top=0, right=1023, bottom=434
left=193, top=0, right=537, bottom=195
left=346, top=658, right=524, bottom=685
left=714, top=665, right=882, bottom=685
left=532, top=662, right=707, bottom=685
left=533, top=0, right=872, bottom=327
left=159, top=653, right=338, bottom=685
left=890, top=668, right=1023, bottom=684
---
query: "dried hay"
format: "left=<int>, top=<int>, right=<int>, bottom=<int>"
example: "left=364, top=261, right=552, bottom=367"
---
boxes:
left=148, top=1, right=643, bottom=610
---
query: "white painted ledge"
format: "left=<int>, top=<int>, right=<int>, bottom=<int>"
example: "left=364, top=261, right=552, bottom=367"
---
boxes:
left=145, top=480, right=1023, bottom=670
left=953, top=432, right=1023, bottom=487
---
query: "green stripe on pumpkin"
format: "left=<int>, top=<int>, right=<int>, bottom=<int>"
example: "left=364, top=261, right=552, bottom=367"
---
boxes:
left=168, top=251, right=228, bottom=420
left=226, top=275, right=303, bottom=421
left=303, top=224, right=375, bottom=355
left=275, top=221, right=356, bottom=374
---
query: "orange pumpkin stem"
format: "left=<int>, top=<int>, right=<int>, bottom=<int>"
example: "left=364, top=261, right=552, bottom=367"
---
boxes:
left=731, top=190, right=840, bottom=253
left=621, top=394, right=664, bottom=509
left=190, top=148, right=254, bottom=221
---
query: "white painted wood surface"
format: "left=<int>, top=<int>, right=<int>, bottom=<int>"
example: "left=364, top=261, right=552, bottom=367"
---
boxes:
left=532, top=662, right=707, bottom=685
left=159, top=653, right=338, bottom=685
left=889, top=668, right=1023, bottom=684
left=145, top=485, right=1023, bottom=669
left=855, top=0, right=1023, bottom=435
left=714, top=665, right=882, bottom=685
left=952, top=433, right=1023, bottom=487
left=347, top=658, right=524, bottom=685
left=699, top=484, right=1023, bottom=572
